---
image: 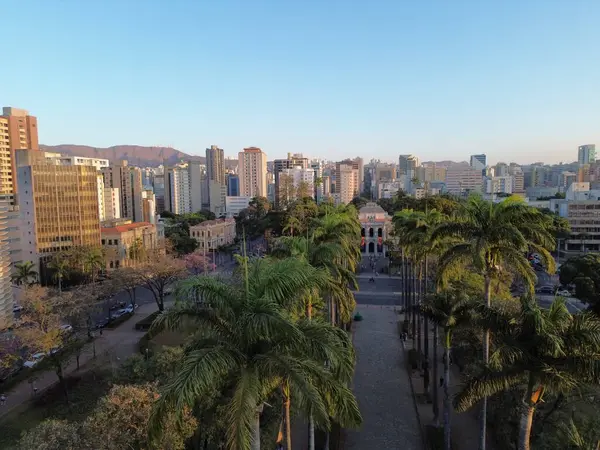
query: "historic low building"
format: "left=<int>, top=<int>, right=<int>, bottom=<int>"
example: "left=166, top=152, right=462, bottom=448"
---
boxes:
left=101, top=220, right=158, bottom=269
left=358, top=202, right=392, bottom=255
left=189, top=218, right=236, bottom=251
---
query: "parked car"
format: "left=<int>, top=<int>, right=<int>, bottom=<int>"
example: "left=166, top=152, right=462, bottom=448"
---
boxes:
left=12, top=305, right=22, bottom=313
left=23, top=352, right=46, bottom=368
left=95, top=317, right=110, bottom=329
left=59, top=324, right=73, bottom=333
left=556, top=289, right=572, bottom=297
left=535, top=286, right=555, bottom=295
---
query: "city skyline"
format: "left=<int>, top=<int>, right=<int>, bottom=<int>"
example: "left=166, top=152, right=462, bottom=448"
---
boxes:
left=3, top=1, right=600, bottom=164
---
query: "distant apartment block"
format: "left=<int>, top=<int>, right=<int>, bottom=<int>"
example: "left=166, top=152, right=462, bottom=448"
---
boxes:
left=0, top=200, right=13, bottom=330
left=578, top=144, right=596, bottom=165
left=44, top=152, right=109, bottom=170
left=227, top=174, right=240, bottom=196
left=238, top=147, right=267, bottom=198
left=226, top=196, right=251, bottom=217
left=101, top=161, right=144, bottom=222
left=278, top=166, right=315, bottom=204
left=445, top=165, right=483, bottom=196
left=103, top=187, right=121, bottom=221
left=0, top=107, right=39, bottom=203
left=334, top=161, right=359, bottom=205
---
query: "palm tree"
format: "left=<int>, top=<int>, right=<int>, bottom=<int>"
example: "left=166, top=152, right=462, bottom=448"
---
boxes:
left=48, top=255, right=70, bottom=293
left=11, top=261, right=38, bottom=286
left=454, top=296, right=600, bottom=450
left=83, top=247, right=104, bottom=282
left=419, top=285, right=477, bottom=450
left=432, top=195, right=556, bottom=449
left=149, top=257, right=361, bottom=450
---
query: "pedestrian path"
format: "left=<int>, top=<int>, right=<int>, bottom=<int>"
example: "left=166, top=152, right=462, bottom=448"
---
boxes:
left=0, top=300, right=169, bottom=421
left=346, top=305, right=422, bottom=450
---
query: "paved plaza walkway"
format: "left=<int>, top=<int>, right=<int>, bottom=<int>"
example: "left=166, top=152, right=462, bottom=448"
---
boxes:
left=346, top=305, right=423, bottom=450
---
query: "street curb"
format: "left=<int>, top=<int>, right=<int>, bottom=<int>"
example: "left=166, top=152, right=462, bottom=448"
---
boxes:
left=400, top=322, right=428, bottom=450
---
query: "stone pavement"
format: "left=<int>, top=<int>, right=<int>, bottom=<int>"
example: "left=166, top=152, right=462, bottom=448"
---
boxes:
left=345, top=305, right=422, bottom=450
left=0, top=299, right=171, bottom=421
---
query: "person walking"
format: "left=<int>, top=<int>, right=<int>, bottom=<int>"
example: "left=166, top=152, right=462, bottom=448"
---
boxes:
left=0, top=394, right=6, bottom=406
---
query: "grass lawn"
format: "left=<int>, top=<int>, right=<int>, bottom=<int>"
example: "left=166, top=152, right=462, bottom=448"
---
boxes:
left=0, top=368, right=113, bottom=448
left=149, top=330, right=186, bottom=349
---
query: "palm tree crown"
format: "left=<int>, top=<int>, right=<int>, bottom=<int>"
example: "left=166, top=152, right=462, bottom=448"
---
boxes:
left=150, top=257, right=361, bottom=450
left=455, top=296, right=600, bottom=450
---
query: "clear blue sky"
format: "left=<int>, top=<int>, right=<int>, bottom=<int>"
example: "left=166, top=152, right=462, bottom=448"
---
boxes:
left=3, top=0, right=599, bottom=164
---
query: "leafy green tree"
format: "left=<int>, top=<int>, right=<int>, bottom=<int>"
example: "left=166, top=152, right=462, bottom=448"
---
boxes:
left=18, top=420, right=83, bottom=450
left=455, top=296, right=600, bottom=450
left=11, top=261, right=38, bottom=286
left=419, top=285, right=477, bottom=450
left=559, top=254, right=600, bottom=313
left=150, top=257, right=361, bottom=450
left=432, top=195, right=556, bottom=450
left=137, top=255, right=187, bottom=311
left=85, top=384, right=197, bottom=450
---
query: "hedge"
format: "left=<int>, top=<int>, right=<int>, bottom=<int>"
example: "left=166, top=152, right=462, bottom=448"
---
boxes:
left=134, top=311, right=161, bottom=331
left=105, top=312, right=134, bottom=329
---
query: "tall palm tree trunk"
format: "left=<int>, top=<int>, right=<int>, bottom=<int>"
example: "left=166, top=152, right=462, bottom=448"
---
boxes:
left=416, top=262, right=422, bottom=368
left=283, top=391, right=292, bottom=450
left=432, top=324, right=440, bottom=426
left=252, top=404, right=263, bottom=450
left=411, top=261, right=417, bottom=341
left=308, top=418, right=315, bottom=450
left=518, top=379, right=541, bottom=450
left=479, top=275, right=492, bottom=450
left=443, top=330, right=452, bottom=450
left=423, top=259, right=429, bottom=388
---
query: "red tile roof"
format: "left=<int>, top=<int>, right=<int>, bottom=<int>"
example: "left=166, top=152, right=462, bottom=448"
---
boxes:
left=101, top=222, right=153, bottom=234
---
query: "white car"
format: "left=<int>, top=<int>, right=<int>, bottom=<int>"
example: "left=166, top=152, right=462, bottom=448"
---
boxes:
left=23, top=352, right=46, bottom=368
left=59, top=324, right=73, bottom=333
left=556, top=289, right=572, bottom=297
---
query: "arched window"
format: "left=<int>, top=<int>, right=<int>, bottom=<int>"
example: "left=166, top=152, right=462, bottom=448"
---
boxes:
left=369, top=227, right=374, bottom=237
left=361, top=228, right=365, bottom=237
left=368, top=242, right=375, bottom=253
left=378, top=228, right=383, bottom=237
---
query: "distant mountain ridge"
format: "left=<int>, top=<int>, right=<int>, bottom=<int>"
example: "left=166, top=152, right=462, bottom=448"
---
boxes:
left=39, top=144, right=238, bottom=169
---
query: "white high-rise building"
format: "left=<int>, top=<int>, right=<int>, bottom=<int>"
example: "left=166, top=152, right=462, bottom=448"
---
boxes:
left=97, top=174, right=105, bottom=222
left=279, top=166, right=316, bottom=202
left=165, top=164, right=192, bottom=214
left=0, top=200, right=13, bottom=330
left=188, top=161, right=204, bottom=213
left=311, top=159, right=324, bottom=202
left=486, top=176, right=514, bottom=195
left=44, top=153, right=109, bottom=170
left=238, top=147, right=267, bottom=198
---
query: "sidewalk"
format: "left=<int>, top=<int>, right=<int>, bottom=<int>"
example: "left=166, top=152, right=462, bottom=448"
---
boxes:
left=400, top=312, right=495, bottom=450
left=0, top=299, right=168, bottom=421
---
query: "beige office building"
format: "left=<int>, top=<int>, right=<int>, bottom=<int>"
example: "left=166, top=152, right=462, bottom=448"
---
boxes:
left=0, top=107, right=39, bottom=203
left=16, top=151, right=101, bottom=279
left=238, top=147, right=267, bottom=198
